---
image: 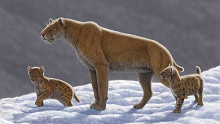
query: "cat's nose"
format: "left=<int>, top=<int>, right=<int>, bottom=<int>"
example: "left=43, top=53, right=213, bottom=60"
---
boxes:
left=41, top=33, right=47, bottom=40
left=159, top=73, right=164, bottom=79
left=41, top=33, right=45, bottom=37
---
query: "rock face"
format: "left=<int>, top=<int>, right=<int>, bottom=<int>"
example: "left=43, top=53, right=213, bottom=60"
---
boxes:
left=0, top=0, right=220, bottom=98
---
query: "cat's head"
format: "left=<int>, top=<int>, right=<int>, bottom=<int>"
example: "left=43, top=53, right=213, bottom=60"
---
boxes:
left=159, top=64, right=177, bottom=80
left=27, top=66, right=45, bottom=82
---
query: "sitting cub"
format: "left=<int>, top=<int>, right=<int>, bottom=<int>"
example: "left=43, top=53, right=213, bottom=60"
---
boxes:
left=27, top=66, right=80, bottom=107
left=160, top=65, right=204, bottom=113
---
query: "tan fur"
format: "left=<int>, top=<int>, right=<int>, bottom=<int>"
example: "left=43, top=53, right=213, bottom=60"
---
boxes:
left=27, top=66, right=80, bottom=107
left=160, top=65, right=204, bottom=113
left=41, top=17, right=184, bottom=110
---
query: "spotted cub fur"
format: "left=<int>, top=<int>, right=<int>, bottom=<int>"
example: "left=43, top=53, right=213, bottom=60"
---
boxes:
left=160, top=65, right=204, bottom=113
left=27, top=66, right=80, bottom=107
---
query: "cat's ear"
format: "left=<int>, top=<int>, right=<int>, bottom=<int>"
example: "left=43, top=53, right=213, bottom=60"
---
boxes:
left=27, top=66, right=32, bottom=71
left=40, top=66, right=45, bottom=72
left=58, top=18, right=66, bottom=27
left=49, top=18, right=53, bottom=23
left=170, top=66, right=174, bottom=75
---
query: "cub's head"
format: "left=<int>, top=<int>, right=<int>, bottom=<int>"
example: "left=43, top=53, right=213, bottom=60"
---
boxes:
left=160, top=64, right=177, bottom=80
left=27, top=66, right=45, bottom=83
left=41, top=18, right=66, bottom=44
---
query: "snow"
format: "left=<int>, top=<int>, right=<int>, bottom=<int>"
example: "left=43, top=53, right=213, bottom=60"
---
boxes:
left=0, top=66, right=220, bottom=124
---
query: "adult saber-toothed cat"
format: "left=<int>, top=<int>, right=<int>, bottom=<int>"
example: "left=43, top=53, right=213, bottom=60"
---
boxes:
left=41, top=17, right=184, bottom=110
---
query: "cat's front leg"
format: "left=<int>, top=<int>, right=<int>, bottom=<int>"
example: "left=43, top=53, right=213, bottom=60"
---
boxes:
left=35, top=99, right=44, bottom=107
left=35, top=90, right=52, bottom=107
left=172, top=92, right=177, bottom=101
left=173, top=98, right=184, bottom=113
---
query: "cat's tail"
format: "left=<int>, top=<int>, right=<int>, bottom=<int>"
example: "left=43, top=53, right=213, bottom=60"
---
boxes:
left=74, top=94, right=80, bottom=102
left=173, top=61, right=184, bottom=72
left=196, top=66, right=201, bottom=75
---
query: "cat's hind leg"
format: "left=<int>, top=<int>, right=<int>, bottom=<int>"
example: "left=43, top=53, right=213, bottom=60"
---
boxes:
left=194, top=93, right=199, bottom=103
left=197, top=79, right=204, bottom=106
left=64, top=101, right=73, bottom=106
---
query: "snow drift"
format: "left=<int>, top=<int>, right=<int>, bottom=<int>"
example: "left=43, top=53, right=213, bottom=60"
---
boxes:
left=0, top=66, right=220, bottom=124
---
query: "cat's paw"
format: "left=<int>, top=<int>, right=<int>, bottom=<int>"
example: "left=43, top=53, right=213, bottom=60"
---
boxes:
left=90, top=102, right=106, bottom=110
left=90, top=102, right=98, bottom=109
left=35, top=100, right=43, bottom=107
left=173, top=109, right=181, bottom=113
left=194, top=99, right=199, bottom=103
left=197, top=102, right=204, bottom=106
left=133, top=103, right=144, bottom=109
left=93, top=104, right=106, bottom=111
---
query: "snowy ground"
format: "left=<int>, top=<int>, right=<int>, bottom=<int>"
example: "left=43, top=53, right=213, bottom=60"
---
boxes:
left=0, top=66, right=220, bottom=124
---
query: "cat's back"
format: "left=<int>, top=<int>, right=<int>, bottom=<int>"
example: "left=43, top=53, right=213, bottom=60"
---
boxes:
left=181, top=74, right=200, bottom=84
left=180, top=74, right=201, bottom=96
left=48, top=78, right=74, bottom=93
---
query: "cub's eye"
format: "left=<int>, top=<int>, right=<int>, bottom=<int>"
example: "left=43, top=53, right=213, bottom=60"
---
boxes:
left=35, top=75, right=39, bottom=77
left=50, top=27, right=56, bottom=31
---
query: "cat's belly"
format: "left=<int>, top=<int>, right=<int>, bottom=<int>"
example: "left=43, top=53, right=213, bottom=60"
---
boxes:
left=184, top=88, right=198, bottom=96
left=78, top=55, right=153, bottom=73
left=50, top=91, right=63, bottom=100
left=109, top=62, right=152, bottom=73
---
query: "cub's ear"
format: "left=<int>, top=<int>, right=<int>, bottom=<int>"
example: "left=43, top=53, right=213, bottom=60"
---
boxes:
left=40, top=66, right=45, bottom=72
left=27, top=66, right=32, bottom=71
left=170, top=66, right=174, bottom=75
left=58, top=18, right=66, bottom=27
left=49, top=18, right=53, bottom=23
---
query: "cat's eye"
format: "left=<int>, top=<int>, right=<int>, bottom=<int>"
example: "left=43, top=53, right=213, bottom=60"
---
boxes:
left=51, top=27, right=56, bottom=31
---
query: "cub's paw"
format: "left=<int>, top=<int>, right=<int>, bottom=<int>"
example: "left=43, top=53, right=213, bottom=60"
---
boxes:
left=194, top=99, right=199, bottom=103
left=133, top=103, right=144, bottom=109
left=35, top=101, right=43, bottom=107
left=65, top=102, right=73, bottom=106
left=197, top=102, right=204, bottom=106
left=173, top=109, right=181, bottom=113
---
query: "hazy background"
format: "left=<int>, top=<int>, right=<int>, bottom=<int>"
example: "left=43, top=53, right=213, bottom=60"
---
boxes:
left=0, top=0, right=220, bottom=98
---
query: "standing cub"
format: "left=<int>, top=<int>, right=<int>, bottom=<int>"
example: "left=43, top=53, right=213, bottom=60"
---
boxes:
left=160, top=65, right=204, bottom=113
left=27, top=66, right=80, bottom=107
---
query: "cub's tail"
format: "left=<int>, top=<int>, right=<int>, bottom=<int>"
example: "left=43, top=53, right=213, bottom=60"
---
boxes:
left=173, top=61, right=184, bottom=72
left=196, top=66, right=201, bottom=75
left=74, top=94, right=80, bottom=102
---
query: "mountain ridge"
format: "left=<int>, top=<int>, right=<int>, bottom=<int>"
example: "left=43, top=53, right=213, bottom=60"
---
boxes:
left=0, top=0, right=220, bottom=98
